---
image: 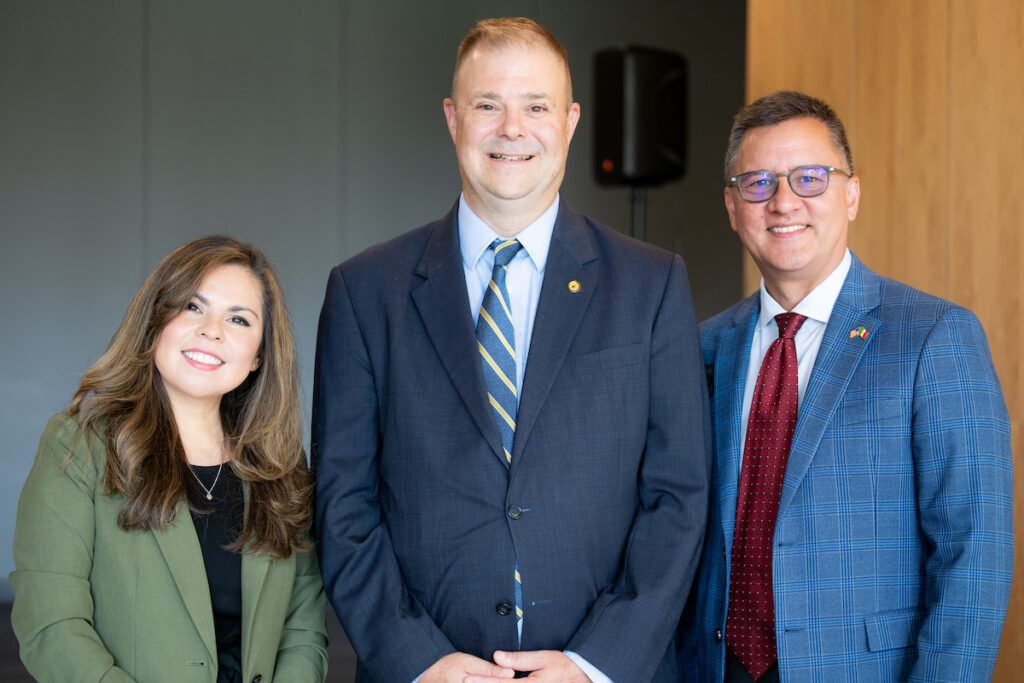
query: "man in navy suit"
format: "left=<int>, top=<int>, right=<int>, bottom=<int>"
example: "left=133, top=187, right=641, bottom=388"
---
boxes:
left=688, top=90, right=1013, bottom=681
left=312, top=17, right=709, bottom=682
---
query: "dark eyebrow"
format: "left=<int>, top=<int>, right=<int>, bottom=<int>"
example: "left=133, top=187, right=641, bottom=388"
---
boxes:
left=192, top=293, right=261, bottom=320
left=229, top=305, right=261, bottom=320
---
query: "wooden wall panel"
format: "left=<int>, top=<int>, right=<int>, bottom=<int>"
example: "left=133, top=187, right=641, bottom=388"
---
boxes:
left=852, top=0, right=949, bottom=297
left=746, top=0, right=1022, bottom=678
left=745, top=0, right=854, bottom=115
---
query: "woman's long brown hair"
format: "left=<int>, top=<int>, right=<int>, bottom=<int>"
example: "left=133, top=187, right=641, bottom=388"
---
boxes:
left=69, top=235, right=311, bottom=559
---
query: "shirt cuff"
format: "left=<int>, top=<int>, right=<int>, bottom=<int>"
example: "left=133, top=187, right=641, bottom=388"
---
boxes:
left=564, top=650, right=612, bottom=683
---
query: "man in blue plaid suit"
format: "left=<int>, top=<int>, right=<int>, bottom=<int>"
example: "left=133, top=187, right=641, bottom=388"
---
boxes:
left=686, top=90, right=1013, bottom=681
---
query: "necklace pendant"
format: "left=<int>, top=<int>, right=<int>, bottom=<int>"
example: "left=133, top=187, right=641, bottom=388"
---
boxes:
left=189, top=456, right=223, bottom=502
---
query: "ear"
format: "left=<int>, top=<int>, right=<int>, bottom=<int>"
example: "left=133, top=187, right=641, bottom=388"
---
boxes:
left=443, top=98, right=458, bottom=144
left=724, top=186, right=739, bottom=233
left=251, top=355, right=261, bottom=372
left=565, top=102, right=581, bottom=143
left=845, top=174, right=861, bottom=221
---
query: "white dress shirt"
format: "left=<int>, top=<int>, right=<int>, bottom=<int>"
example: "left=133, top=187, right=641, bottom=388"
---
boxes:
left=739, top=249, right=852, bottom=460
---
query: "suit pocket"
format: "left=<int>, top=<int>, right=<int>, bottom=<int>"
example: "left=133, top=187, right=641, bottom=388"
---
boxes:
left=864, top=607, right=923, bottom=652
left=839, top=396, right=905, bottom=427
left=571, top=342, right=646, bottom=375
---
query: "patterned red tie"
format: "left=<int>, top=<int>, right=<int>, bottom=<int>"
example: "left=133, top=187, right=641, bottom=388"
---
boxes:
left=726, top=312, right=807, bottom=680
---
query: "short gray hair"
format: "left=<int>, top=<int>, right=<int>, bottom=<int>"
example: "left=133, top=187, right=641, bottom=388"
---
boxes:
left=724, top=90, right=854, bottom=184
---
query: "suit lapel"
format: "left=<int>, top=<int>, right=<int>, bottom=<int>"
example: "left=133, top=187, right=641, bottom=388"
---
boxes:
left=410, top=207, right=508, bottom=467
left=511, top=205, right=598, bottom=471
left=777, top=255, right=882, bottom=518
left=240, top=483, right=272, bottom=669
left=151, top=500, right=218, bottom=662
left=713, top=296, right=759, bottom=550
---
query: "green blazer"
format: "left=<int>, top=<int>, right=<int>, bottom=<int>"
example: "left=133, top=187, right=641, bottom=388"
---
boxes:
left=11, top=414, right=329, bottom=683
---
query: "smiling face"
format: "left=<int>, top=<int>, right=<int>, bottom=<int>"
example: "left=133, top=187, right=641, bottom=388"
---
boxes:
left=725, top=117, right=860, bottom=309
left=154, top=264, right=264, bottom=413
left=443, top=42, right=580, bottom=236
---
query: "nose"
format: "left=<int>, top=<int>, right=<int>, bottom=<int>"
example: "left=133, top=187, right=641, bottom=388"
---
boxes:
left=767, top=176, right=802, bottom=213
left=198, top=318, right=224, bottom=342
left=497, top=108, right=524, bottom=139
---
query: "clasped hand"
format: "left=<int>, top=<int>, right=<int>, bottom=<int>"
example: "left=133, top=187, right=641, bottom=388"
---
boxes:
left=421, top=650, right=590, bottom=682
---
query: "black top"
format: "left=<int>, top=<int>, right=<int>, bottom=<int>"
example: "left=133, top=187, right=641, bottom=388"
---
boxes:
left=188, top=463, right=244, bottom=683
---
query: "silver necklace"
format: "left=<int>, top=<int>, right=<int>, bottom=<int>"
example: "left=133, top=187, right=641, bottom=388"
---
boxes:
left=189, top=444, right=224, bottom=501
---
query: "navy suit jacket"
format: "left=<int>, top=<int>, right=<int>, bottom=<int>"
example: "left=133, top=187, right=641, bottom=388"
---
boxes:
left=312, top=202, right=710, bottom=682
left=687, top=254, right=1013, bottom=681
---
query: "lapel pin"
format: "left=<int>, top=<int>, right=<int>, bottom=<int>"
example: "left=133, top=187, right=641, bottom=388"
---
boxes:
left=567, top=280, right=581, bottom=293
left=849, top=326, right=868, bottom=339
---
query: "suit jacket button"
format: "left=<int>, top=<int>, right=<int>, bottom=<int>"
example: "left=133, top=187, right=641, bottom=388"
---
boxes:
left=506, top=504, right=522, bottom=519
left=714, top=628, right=723, bottom=642
left=251, top=676, right=262, bottom=683
left=496, top=601, right=513, bottom=616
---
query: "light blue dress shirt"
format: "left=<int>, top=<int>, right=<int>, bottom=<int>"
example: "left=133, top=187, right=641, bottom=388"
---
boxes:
left=459, top=194, right=556, bottom=398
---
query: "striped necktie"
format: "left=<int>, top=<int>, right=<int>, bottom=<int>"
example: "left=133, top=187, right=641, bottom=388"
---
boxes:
left=476, top=237, right=524, bottom=632
left=477, top=238, right=522, bottom=463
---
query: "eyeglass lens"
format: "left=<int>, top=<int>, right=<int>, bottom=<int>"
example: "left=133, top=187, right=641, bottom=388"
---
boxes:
left=736, top=165, right=832, bottom=202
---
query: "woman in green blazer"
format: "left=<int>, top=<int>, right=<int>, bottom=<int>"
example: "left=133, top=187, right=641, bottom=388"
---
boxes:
left=11, top=236, right=328, bottom=682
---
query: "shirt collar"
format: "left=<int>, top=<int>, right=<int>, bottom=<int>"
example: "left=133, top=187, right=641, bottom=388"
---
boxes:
left=757, top=249, right=852, bottom=329
left=458, top=193, right=558, bottom=272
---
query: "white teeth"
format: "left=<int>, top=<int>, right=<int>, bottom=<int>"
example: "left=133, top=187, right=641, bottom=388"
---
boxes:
left=183, top=351, right=223, bottom=366
left=769, top=225, right=808, bottom=234
left=490, top=153, right=532, bottom=161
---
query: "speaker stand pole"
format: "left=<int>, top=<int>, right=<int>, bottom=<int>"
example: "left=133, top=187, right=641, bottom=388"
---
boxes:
left=631, top=186, right=647, bottom=242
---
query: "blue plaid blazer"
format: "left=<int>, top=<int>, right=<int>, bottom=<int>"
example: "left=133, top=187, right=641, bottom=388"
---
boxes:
left=686, top=254, right=1013, bottom=681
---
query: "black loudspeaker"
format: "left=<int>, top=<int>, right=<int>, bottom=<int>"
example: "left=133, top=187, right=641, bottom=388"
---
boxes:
left=594, top=46, right=687, bottom=186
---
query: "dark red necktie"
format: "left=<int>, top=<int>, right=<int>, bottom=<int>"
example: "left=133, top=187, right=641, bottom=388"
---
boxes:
left=726, top=312, right=807, bottom=680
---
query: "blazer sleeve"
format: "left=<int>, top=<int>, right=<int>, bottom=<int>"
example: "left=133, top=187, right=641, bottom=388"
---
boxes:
left=566, top=254, right=712, bottom=681
left=312, top=266, right=456, bottom=682
left=10, top=415, right=136, bottom=683
left=270, top=544, right=329, bottom=682
left=908, top=308, right=1013, bottom=681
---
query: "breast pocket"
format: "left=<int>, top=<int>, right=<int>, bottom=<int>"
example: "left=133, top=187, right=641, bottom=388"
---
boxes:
left=838, top=396, right=906, bottom=428
left=571, top=342, right=646, bottom=376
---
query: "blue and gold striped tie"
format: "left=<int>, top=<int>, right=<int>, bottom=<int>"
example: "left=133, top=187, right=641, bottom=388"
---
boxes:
left=476, top=237, right=524, bottom=632
left=477, top=238, right=522, bottom=463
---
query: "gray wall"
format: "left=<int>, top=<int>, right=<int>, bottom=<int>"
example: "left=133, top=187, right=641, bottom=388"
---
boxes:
left=0, top=0, right=745, bottom=599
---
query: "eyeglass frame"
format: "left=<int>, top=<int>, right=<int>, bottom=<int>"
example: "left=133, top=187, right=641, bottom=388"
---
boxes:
left=728, top=165, right=852, bottom=203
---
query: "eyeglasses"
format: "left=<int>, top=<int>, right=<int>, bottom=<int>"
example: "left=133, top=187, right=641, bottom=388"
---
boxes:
left=729, top=165, right=851, bottom=203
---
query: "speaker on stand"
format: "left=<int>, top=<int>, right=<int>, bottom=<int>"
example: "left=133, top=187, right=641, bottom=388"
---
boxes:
left=594, top=46, right=687, bottom=242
